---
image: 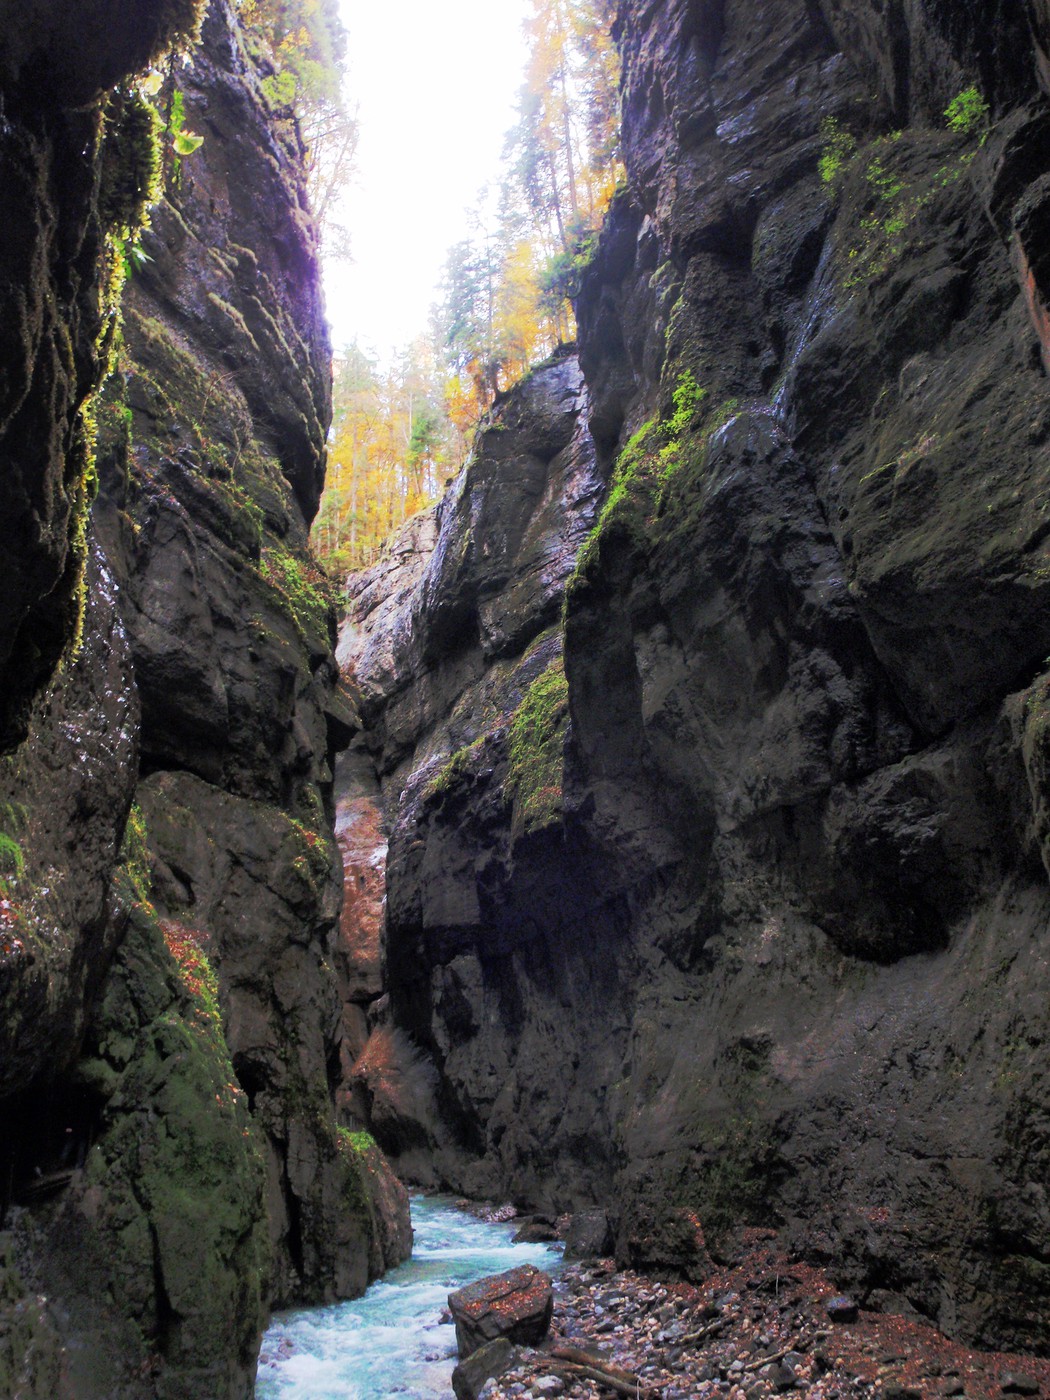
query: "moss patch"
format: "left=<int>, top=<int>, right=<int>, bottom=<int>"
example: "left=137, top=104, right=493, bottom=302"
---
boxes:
left=69, top=817, right=270, bottom=1385
left=507, top=658, right=569, bottom=837
left=259, top=544, right=334, bottom=651
left=679, top=1116, right=784, bottom=1255
left=0, top=1237, right=64, bottom=1400
left=568, top=369, right=741, bottom=598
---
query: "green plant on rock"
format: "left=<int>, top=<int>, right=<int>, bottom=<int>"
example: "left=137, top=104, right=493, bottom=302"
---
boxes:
left=260, top=545, right=333, bottom=645
left=336, top=1127, right=378, bottom=1219
left=818, top=116, right=858, bottom=186
left=945, top=85, right=990, bottom=140
left=660, top=369, right=706, bottom=464
left=839, top=119, right=988, bottom=292
left=423, top=738, right=487, bottom=804
left=570, top=371, right=744, bottom=594
left=680, top=1116, right=782, bottom=1253
left=507, top=659, right=570, bottom=837
left=0, top=800, right=27, bottom=889
left=116, top=802, right=153, bottom=911
left=0, top=833, right=24, bottom=900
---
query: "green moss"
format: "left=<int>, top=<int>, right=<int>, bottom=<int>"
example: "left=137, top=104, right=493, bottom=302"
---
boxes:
left=259, top=544, right=333, bottom=649
left=99, top=89, right=163, bottom=240
left=206, top=291, right=257, bottom=345
left=0, top=801, right=26, bottom=895
left=568, top=368, right=746, bottom=600
left=679, top=1117, right=783, bottom=1252
left=507, top=659, right=569, bottom=836
left=0, top=835, right=24, bottom=891
left=341, top=1129, right=378, bottom=1154
left=285, top=813, right=333, bottom=897
left=837, top=131, right=979, bottom=292
left=335, top=1127, right=382, bottom=1220
left=114, top=802, right=153, bottom=915
left=568, top=418, right=662, bottom=593
left=156, top=0, right=208, bottom=52
left=0, top=1237, right=64, bottom=1398
left=423, top=738, right=487, bottom=804
left=75, top=886, right=269, bottom=1381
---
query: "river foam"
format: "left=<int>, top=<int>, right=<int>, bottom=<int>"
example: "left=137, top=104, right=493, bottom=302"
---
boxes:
left=256, top=1195, right=562, bottom=1399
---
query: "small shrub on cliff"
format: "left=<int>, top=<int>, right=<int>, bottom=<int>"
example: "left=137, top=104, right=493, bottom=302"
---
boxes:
left=945, top=85, right=990, bottom=140
left=0, top=802, right=26, bottom=885
left=818, top=116, right=857, bottom=186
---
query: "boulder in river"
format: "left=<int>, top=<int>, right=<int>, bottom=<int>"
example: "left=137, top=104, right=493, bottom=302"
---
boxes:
left=451, top=1337, right=521, bottom=1400
left=448, top=1264, right=553, bottom=1357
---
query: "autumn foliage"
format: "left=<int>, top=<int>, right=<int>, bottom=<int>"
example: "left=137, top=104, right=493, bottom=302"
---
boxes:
left=312, top=0, right=622, bottom=581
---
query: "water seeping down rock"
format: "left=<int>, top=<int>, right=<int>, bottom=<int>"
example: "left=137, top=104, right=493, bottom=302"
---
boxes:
left=0, top=2, right=408, bottom=1396
left=340, top=0, right=1050, bottom=1359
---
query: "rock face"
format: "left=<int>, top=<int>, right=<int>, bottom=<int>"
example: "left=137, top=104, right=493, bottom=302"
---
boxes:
left=0, top=0, right=205, bottom=751
left=344, top=0, right=1050, bottom=1357
left=0, top=1, right=409, bottom=1395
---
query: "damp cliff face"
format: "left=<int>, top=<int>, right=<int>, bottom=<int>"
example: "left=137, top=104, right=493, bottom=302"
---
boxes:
left=345, top=0, right=1050, bottom=1355
left=0, top=2, right=408, bottom=1396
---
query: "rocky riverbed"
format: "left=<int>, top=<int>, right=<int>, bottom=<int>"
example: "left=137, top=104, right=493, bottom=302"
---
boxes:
left=479, top=1229, right=1050, bottom=1400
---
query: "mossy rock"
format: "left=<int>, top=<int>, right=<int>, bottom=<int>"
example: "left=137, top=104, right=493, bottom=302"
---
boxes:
left=507, top=658, right=569, bottom=837
left=64, top=816, right=270, bottom=1392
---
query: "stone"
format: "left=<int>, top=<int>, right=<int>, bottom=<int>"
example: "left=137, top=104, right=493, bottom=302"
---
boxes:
left=824, top=1297, right=859, bottom=1324
left=449, top=1265, right=554, bottom=1358
left=564, top=1210, right=615, bottom=1260
left=1000, top=1374, right=1041, bottom=1396
left=451, top=1337, right=520, bottom=1400
left=513, top=1219, right=561, bottom=1244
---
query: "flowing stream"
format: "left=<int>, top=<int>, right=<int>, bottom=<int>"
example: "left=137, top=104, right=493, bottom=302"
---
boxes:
left=255, top=1195, right=563, bottom=1399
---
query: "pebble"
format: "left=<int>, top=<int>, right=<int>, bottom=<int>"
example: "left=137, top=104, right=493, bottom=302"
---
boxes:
left=1000, top=1375, right=1041, bottom=1396
left=826, top=1296, right=860, bottom=1323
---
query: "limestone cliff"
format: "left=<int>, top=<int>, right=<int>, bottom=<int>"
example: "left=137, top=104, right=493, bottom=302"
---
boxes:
left=0, top=2, right=408, bottom=1396
left=344, top=0, right=1050, bottom=1356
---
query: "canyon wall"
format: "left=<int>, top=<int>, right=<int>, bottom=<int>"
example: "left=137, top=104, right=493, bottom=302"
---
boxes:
left=0, top=3, right=408, bottom=1396
left=346, top=0, right=1050, bottom=1355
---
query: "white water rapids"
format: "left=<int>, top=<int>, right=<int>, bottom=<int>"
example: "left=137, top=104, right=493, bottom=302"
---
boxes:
left=255, top=1195, right=563, bottom=1398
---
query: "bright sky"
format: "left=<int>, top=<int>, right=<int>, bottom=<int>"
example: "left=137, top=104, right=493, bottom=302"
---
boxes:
left=326, top=0, right=532, bottom=364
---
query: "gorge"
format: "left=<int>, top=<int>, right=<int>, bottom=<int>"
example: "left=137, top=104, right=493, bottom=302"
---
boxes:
left=3, top=0, right=1050, bottom=1396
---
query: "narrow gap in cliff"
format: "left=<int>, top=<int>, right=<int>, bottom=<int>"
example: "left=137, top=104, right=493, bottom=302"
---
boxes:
left=282, top=1146, right=306, bottom=1283
left=1, top=1078, right=104, bottom=1222
left=231, top=1053, right=265, bottom=1116
left=149, top=1223, right=179, bottom=1356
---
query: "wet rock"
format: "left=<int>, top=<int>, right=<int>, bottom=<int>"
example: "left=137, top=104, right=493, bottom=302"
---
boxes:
left=452, top=1337, right=521, bottom=1400
left=826, top=1297, right=860, bottom=1324
left=564, top=1210, right=615, bottom=1260
left=1001, top=1374, right=1042, bottom=1395
left=514, top=1218, right=561, bottom=1245
left=449, top=1265, right=554, bottom=1358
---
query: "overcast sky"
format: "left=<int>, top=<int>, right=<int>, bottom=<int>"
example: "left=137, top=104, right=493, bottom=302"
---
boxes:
left=324, top=0, right=532, bottom=364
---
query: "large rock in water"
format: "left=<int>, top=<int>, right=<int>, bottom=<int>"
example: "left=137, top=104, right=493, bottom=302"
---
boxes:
left=342, top=0, right=1050, bottom=1360
left=448, top=1265, right=554, bottom=1358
